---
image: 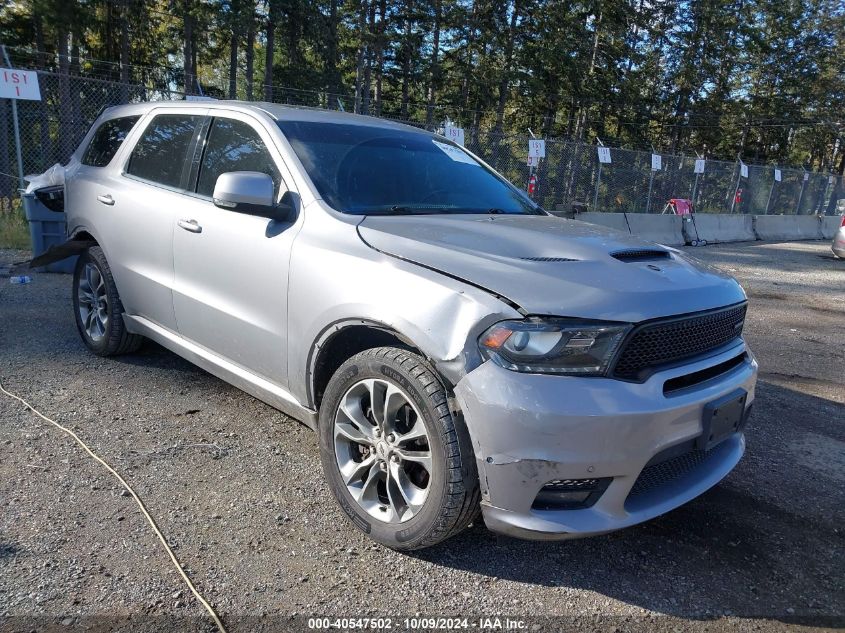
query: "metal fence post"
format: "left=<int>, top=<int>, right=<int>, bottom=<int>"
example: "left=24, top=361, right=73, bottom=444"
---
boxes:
left=1, top=45, right=25, bottom=189
left=763, top=168, right=777, bottom=215
left=593, top=162, right=602, bottom=211
left=645, top=169, right=655, bottom=214
left=728, top=161, right=742, bottom=214
left=795, top=170, right=808, bottom=214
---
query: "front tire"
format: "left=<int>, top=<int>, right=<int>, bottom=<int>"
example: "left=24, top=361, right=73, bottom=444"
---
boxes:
left=73, top=246, right=143, bottom=356
left=319, top=347, right=480, bottom=550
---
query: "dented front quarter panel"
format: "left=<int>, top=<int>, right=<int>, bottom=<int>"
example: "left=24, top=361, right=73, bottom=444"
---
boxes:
left=287, top=200, right=521, bottom=408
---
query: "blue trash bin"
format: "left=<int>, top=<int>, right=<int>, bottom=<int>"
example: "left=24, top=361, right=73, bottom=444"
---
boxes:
left=22, top=189, right=77, bottom=274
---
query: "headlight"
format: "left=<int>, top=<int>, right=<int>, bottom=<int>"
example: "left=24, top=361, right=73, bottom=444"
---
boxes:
left=478, top=318, right=631, bottom=375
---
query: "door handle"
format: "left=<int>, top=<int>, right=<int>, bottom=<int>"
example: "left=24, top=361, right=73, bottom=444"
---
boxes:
left=177, top=218, right=202, bottom=234
left=97, top=194, right=114, bottom=205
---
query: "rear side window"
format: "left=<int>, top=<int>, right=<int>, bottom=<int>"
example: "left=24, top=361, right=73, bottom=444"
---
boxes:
left=126, top=114, right=203, bottom=188
left=81, top=116, right=140, bottom=167
left=196, top=118, right=281, bottom=197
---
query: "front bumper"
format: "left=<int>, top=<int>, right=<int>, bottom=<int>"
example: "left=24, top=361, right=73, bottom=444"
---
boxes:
left=453, top=342, right=757, bottom=540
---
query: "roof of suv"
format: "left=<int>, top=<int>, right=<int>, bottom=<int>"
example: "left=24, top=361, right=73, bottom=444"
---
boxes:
left=102, top=100, right=426, bottom=132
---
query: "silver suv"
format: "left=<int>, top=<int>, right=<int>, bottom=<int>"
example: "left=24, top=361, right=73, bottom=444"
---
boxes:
left=55, top=102, right=757, bottom=549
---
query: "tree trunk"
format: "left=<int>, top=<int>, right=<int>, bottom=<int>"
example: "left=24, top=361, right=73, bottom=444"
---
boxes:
left=494, top=0, right=519, bottom=134
left=363, top=0, right=376, bottom=114
left=374, top=0, right=386, bottom=116
left=182, top=0, right=194, bottom=96
left=461, top=1, right=478, bottom=113
left=33, top=12, right=52, bottom=166
left=327, top=0, right=340, bottom=104
left=425, top=0, right=441, bottom=126
left=264, top=1, right=276, bottom=100
left=69, top=29, right=83, bottom=156
left=57, top=26, right=71, bottom=162
left=245, top=6, right=255, bottom=100
left=354, top=0, right=367, bottom=114
left=183, top=1, right=194, bottom=95
left=119, top=2, right=130, bottom=101
left=400, top=0, right=413, bottom=118
left=229, top=19, right=239, bottom=99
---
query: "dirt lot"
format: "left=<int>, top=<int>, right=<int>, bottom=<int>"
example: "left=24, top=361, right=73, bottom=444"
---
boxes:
left=1, top=240, right=843, bottom=632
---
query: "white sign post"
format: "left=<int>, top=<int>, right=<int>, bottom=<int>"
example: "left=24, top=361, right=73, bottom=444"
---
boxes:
left=740, top=163, right=748, bottom=178
left=444, top=125, right=465, bottom=146
left=694, top=159, right=706, bottom=174
left=774, top=168, right=782, bottom=182
left=528, top=139, right=546, bottom=159
left=593, top=146, right=611, bottom=211
left=645, top=154, right=661, bottom=213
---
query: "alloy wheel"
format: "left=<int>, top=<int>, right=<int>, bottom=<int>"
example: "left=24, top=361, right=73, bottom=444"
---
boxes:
left=77, top=262, right=109, bottom=341
left=333, top=378, right=433, bottom=524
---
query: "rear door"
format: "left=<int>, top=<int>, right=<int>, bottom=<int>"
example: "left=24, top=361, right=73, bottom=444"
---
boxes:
left=172, top=110, right=300, bottom=386
left=101, top=108, right=207, bottom=331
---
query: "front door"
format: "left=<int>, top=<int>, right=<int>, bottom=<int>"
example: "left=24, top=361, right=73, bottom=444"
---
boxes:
left=172, top=111, right=300, bottom=387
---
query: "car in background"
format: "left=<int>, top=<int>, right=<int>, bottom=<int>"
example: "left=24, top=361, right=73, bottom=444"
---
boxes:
left=40, top=101, right=757, bottom=550
left=832, top=215, right=845, bottom=258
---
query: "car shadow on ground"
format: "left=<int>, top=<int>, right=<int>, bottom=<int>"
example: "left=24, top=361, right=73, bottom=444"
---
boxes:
left=109, top=341, right=208, bottom=375
left=411, top=381, right=845, bottom=625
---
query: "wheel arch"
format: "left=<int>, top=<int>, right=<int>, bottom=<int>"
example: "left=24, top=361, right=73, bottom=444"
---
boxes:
left=307, top=319, right=448, bottom=412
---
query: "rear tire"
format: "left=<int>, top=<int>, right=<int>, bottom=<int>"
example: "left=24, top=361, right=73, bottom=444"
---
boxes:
left=73, top=246, right=143, bottom=356
left=319, top=347, right=480, bottom=550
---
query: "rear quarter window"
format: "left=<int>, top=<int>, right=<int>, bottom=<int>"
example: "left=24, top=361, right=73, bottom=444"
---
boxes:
left=125, top=114, right=203, bottom=188
left=81, top=116, right=140, bottom=167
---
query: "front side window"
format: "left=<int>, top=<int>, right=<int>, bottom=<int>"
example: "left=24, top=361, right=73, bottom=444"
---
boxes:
left=196, top=118, right=282, bottom=197
left=81, top=116, right=140, bottom=167
left=277, top=121, right=540, bottom=215
left=126, top=114, right=203, bottom=188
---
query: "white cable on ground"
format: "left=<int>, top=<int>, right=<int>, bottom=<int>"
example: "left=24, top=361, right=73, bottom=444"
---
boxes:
left=0, top=379, right=228, bottom=633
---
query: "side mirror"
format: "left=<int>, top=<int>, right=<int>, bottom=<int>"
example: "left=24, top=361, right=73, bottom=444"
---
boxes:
left=212, top=171, right=292, bottom=222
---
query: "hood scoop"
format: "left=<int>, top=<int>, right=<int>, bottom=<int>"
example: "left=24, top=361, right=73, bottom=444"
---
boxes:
left=611, top=249, right=671, bottom=262
left=519, top=256, right=579, bottom=262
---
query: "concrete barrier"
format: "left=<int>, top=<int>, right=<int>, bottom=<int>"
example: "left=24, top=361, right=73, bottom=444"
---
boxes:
left=690, top=214, right=756, bottom=243
left=573, top=211, right=835, bottom=245
left=753, top=215, right=823, bottom=241
left=820, top=215, right=843, bottom=239
left=624, top=213, right=686, bottom=246
left=574, top=212, right=631, bottom=234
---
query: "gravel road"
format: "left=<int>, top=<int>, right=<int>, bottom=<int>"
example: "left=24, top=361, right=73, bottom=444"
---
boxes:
left=1, top=240, right=843, bottom=632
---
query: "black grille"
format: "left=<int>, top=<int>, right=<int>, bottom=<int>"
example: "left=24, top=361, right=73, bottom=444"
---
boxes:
left=627, top=449, right=712, bottom=499
left=612, top=303, right=747, bottom=381
left=611, top=249, right=670, bottom=262
left=520, top=256, right=579, bottom=262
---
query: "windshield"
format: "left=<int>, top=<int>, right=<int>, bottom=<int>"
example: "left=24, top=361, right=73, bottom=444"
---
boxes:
left=277, top=121, right=542, bottom=216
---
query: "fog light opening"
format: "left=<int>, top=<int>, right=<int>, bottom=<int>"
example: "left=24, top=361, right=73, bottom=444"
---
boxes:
left=531, top=477, right=612, bottom=511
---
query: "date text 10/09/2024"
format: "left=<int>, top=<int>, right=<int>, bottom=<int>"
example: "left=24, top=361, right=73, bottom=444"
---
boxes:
left=307, top=617, right=528, bottom=630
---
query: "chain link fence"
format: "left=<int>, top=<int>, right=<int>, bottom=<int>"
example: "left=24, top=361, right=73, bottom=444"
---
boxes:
left=1, top=68, right=843, bottom=217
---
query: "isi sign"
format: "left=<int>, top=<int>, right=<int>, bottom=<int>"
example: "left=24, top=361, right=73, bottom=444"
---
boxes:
left=0, top=69, right=41, bottom=100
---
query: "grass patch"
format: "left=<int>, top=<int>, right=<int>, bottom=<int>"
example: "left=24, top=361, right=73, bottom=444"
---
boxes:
left=0, top=198, right=32, bottom=250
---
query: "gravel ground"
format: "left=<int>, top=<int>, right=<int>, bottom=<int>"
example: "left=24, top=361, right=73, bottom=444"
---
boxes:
left=0, top=240, right=843, bottom=633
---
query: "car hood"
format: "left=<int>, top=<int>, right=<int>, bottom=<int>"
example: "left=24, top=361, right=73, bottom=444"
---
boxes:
left=357, top=215, right=746, bottom=322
